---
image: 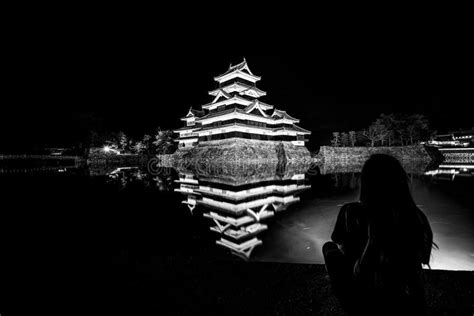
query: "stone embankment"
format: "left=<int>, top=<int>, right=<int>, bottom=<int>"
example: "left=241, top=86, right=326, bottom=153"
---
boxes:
left=315, top=145, right=432, bottom=164
left=159, top=139, right=311, bottom=168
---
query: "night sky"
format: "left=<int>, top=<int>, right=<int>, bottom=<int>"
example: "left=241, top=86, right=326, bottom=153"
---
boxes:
left=1, top=47, right=468, bottom=152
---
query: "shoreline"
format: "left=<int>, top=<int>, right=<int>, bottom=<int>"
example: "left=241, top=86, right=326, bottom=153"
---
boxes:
left=1, top=144, right=437, bottom=167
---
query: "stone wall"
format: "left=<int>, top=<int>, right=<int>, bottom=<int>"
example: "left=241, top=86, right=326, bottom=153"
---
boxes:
left=167, top=139, right=311, bottom=167
left=316, top=145, right=431, bottom=164
left=193, top=139, right=279, bottom=163
left=172, top=159, right=313, bottom=186
left=282, top=142, right=312, bottom=163
left=155, top=154, right=175, bottom=167
left=316, top=159, right=431, bottom=175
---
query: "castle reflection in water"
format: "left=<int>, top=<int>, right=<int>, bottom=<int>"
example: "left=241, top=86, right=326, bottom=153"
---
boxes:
left=424, top=148, right=474, bottom=181
left=174, top=162, right=312, bottom=260
left=169, top=153, right=473, bottom=262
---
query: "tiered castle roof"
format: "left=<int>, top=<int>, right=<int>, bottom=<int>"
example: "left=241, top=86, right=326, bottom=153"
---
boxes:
left=214, top=58, right=261, bottom=82
left=180, top=107, right=205, bottom=121
left=175, top=58, right=311, bottom=148
left=208, top=82, right=267, bottom=98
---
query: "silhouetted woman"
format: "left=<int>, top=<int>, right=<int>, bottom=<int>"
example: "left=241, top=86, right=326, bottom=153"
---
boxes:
left=323, top=154, right=436, bottom=315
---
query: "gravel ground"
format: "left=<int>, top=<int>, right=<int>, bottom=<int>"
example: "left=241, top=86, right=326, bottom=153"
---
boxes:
left=107, top=254, right=473, bottom=315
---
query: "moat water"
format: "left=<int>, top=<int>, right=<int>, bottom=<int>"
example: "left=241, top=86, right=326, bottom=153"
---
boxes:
left=0, top=160, right=472, bottom=272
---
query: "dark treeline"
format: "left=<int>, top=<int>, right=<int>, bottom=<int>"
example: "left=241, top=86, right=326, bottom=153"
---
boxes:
left=330, top=113, right=433, bottom=147
left=89, top=128, right=177, bottom=156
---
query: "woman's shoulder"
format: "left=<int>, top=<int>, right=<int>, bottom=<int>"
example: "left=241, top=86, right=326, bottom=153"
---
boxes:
left=340, top=202, right=367, bottom=214
left=337, top=202, right=367, bottom=227
left=332, top=202, right=368, bottom=244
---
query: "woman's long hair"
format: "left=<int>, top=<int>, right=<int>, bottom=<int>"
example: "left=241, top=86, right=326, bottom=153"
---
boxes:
left=359, top=154, right=436, bottom=268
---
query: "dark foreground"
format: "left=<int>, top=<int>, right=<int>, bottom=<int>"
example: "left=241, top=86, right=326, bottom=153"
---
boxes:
left=105, top=255, right=473, bottom=315
left=1, top=245, right=472, bottom=315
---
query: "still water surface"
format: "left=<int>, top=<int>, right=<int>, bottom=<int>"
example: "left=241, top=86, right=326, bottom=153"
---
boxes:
left=0, top=160, right=472, bottom=271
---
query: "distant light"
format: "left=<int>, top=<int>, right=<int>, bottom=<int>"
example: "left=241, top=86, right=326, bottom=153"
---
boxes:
left=103, top=146, right=120, bottom=155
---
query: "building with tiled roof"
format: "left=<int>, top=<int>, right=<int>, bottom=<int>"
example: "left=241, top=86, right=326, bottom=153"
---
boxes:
left=174, top=59, right=311, bottom=149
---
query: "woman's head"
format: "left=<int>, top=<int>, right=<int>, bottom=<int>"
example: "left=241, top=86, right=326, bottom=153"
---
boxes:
left=360, top=154, right=414, bottom=208
left=359, top=154, right=435, bottom=265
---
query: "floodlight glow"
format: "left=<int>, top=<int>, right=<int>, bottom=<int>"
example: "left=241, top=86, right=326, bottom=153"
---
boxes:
left=103, top=146, right=121, bottom=155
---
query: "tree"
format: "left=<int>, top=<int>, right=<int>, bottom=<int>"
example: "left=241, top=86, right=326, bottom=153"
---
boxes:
left=340, top=132, right=350, bottom=147
left=153, top=128, right=177, bottom=154
left=117, top=131, right=130, bottom=152
left=393, top=115, right=408, bottom=146
left=142, top=134, right=153, bottom=154
left=362, top=128, right=376, bottom=147
left=132, top=141, right=146, bottom=154
left=363, top=120, right=389, bottom=147
left=331, top=132, right=340, bottom=147
left=406, top=124, right=417, bottom=145
left=379, top=113, right=397, bottom=146
left=406, top=114, right=430, bottom=145
left=385, top=130, right=395, bottom=146
left=374, top=118, right=390, bottom=146
left=349, top=131, right=356, bottom=147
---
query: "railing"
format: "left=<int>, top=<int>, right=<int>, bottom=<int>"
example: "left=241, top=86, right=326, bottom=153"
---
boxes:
left=180, top=133, right=199, bottom=139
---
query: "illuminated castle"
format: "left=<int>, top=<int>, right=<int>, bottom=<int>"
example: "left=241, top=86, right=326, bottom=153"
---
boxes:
left=174, top=59, right=311, bottom=150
